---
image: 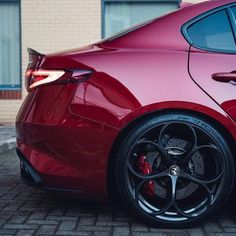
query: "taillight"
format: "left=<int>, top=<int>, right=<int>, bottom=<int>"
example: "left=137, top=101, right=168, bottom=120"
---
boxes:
left=25, top=69, right=92, bottom=91
left=25, top=70, right=65, bottom=91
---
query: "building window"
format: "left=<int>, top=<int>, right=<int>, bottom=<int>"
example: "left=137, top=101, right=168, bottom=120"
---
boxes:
left=102, top=0, right=180, bottom=38
left=0, top=0, right=21, bottom=94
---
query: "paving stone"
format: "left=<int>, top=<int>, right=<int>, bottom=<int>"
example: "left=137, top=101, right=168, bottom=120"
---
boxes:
left=78, top=217, right=96, bottom=225
left=207, top=234, right=236, bottom=236
left=8, top=214, right=28, bottom=223
left=96, top=221, right=129, bottom=226
left=132, top=233, right=168, bottom=236
left=0, top=219, right=6, bottom=228
left=77, top=225, right=112, bottom=232
left=29, top=211, right=48, bottom=220
left=97, top=213, right=113, bottom=222
left=56, top=231, right=92, bottom=236
left=114, top=216, right=133, bottom=222
left=169, top=232, right=189, bottom=236
left=94, top=232, right=111, bottom=236
left=113, top=226, right=130, bottom=236
left=3, top=223, right=39, bottom=230
left=0, top=228, right=17, bottom=235
left=204, top=221, right=223, bottom=233
left=218, top=217, right=236, bottom=228
left=188, top=227, right=206, bottom=236
left=47, top=216, right=78, bottom=221
left=27, top=219, right=59, bottom=225
left=150, top=228, right=188, bottom=233
left=16, top=229, right=36, bottom=236
left=58, top=220, right=77, bottom=230
left=36, top=225, right=58, bottom=235
left=223, top=227, right=236, bottom=232
left=131, top=222, right=149, bottom=232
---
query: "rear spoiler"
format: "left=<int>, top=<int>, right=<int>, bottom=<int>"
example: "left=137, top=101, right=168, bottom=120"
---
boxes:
left=27, top=48, right=45, bottom=69
left=27, top=47, right=44, bottom=56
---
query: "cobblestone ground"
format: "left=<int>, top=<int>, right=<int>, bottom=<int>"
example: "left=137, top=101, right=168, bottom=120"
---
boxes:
left=0, top=150, right=236, bottom=236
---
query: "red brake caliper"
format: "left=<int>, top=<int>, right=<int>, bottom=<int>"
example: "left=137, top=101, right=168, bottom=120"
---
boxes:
left=138, top=155, right=155, bottom=196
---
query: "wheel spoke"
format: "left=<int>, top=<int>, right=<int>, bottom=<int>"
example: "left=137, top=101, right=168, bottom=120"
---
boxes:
left=127, top=139, right=171, bottom=179
left=134, top=177, right=173, bottom=216
left=180, top=144, right=221, bottom=167
left=134, top=179, right=173, bottom=215
left=149, top=175, right=193, bottom=218
left=181, top=171, right=223, bottom=185
left=129, top=140, right=159, bottom=153
left=159, top=122, right=197, bottom=149
left=174, top=202, right=193, bottom=218
left=150, top=200, right=172, bottom=216
left=158, top=123, right=171, bottom=145
left=132, top=140, right=170, bottom=165
left=149, top=177, right=173, bottom=216
left=170, top=175, right=178, bottom=200
left=148, top=176, right=177, bottom=216
left=169, top=175, right=193, bottom=218
left=180, top=171, right=223, bottom=205
left=134, top=179, right=146, bottom=204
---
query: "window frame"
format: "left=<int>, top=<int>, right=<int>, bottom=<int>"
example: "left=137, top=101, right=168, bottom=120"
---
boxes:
left=0, top=0, right=22, bottom=91
left=101, top=0, right=181, bottom=38
left=181, top=3, right=236, bottom=54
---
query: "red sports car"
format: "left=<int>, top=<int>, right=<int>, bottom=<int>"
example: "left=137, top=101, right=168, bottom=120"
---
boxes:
left=16, top=0, right=236, bottom=227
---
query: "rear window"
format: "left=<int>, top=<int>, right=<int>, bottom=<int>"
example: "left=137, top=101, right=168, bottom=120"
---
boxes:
left=186, top=10, right=235, bottom=51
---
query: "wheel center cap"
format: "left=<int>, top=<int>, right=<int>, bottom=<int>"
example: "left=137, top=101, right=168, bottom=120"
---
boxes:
left=169, top=165, right=180, bottom=176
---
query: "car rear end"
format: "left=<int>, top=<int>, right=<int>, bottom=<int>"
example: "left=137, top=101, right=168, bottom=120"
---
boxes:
left=15, top=47, right=111, bottom=200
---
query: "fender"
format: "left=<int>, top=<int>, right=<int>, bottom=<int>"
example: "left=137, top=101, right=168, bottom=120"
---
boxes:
left=118, top=101, right=236, bottom=140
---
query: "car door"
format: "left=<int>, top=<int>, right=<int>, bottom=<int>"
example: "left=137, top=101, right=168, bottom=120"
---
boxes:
left=185, top=4, right=236, bottom=121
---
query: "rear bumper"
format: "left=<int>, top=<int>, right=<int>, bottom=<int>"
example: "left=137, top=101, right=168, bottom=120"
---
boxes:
left=16, top=148, right=85, bottom=196
left=15, top=88, right=118, bottom=201
left=16, top=148, right=42, bottom=186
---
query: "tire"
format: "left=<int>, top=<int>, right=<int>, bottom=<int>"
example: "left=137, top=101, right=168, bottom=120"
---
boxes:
left=115, top=113, right=235, bottom=228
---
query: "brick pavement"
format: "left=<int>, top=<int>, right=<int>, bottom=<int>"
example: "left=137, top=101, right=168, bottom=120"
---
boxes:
left=0, top=150, right=236, bottom=236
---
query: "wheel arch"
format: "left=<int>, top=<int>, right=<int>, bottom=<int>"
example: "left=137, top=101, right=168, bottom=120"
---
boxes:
left=107, top=107, right=236, bottom=202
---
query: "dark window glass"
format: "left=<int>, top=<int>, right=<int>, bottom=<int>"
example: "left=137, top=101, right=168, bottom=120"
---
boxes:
left=187, top=10, right=235, bottom=51
left=232, top=7, right=236, bottom=18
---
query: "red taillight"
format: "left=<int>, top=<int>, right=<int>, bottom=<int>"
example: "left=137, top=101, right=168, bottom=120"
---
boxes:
left=25, top=70, right=65, bottom=91
left=25, top=69, right=92, bottom=92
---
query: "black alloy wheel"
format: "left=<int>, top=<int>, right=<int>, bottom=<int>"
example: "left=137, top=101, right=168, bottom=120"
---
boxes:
left=115, top=113, right=235, bottom=227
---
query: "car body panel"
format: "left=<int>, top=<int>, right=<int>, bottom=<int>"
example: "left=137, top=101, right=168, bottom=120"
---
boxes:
left=183, top=1, right=236, bottom=124
left=188, top=47, right=236, bottom=122
left=16, top=87, right=119, bottom=200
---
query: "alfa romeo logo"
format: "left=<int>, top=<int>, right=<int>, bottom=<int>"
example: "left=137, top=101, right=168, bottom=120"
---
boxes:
left=169, top=165, right=180, bottom=176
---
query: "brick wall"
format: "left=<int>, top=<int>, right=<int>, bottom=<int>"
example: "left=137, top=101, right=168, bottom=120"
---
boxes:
left=0, top=0, right=101, bottom=123
left=0, top=0, right=204, bottom=123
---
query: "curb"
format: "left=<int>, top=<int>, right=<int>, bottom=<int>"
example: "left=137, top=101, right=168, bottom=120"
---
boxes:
left=0, top=138, right=16, bottom=154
